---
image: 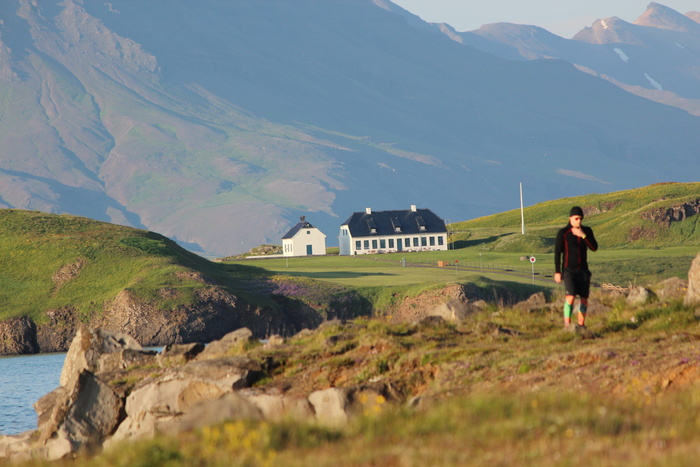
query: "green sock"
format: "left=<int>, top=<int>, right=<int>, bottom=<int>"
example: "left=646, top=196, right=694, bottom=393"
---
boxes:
left=563, top=302, right=572, bottom=319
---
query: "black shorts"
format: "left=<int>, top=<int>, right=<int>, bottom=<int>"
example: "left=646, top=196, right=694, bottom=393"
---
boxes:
left=562, top=269, right=591, bottom=298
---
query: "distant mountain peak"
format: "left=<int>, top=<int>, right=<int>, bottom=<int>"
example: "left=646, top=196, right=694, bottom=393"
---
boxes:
left=686, top=11, right=700, bottom=24
left=572, top=16, right=641, bottom=45
left=634, top=2, right=700, bottom=32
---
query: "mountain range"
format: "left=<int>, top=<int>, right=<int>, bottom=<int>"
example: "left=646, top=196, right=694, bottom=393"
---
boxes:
left=1, top=0, right=699, bottom=256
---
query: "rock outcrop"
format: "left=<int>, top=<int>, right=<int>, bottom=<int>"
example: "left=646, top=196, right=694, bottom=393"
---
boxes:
left=0, top=317, right=38, bottom=355
left=0, top=325, right=397, bottom=462
left=685, top=252, right=700, bottom=306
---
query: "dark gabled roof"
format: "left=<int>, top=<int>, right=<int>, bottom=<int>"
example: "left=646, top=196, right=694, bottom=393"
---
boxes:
left=341, top=208, right=447, bottom=238
left=282, top=221, right=320, bottom=239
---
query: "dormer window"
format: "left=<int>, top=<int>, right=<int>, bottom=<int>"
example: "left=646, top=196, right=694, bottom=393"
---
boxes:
left=391, top=217, right=402, bottom=233
left=416, top=216, right=427, bottom=232
left=366, top=217, right=377, bottom=234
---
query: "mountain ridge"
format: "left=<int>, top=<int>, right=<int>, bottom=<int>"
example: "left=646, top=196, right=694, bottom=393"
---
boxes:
left=1, top=0, right=700, bottom=256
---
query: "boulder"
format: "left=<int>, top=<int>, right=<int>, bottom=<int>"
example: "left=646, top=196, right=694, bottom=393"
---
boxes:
left=35, top=371, right=123, bottom=459
left=685, top=253, right=700, bottom=306
left=308, top=388, right=352, bottom=427
left=196, top=327, right=255, bottom=360
left=180, top=357, right=262, bottom=390
left=307, top=385, right=392, bottom=427
left=157, top=343, right=205, bottom=368
left=0, top=431, right=35, bottom=463
left=103, top=411, right=172, bottom=449
left=158, top=392, right=263, bottom=435
left=60, top=327, right=143, bottom=388
left=652, top=277, right=687, bottom=302
left=242, top=390, right=315, bottom=422
left=428, top=299, right=473, bottom=322
left=34, top=386, right=72, bottom=444
left=98, top=348, right=158, bottom=374
left=125, top=377, right=228, bottom=417
left=626, top=286, right=656, bottom=306
left=513, top=292, right=551, bottom=313
left=58, top=371, right=124, bottom=453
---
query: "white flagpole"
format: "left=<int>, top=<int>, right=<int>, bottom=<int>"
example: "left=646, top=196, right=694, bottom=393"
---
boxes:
left=520, top=182, right=525, bottom=235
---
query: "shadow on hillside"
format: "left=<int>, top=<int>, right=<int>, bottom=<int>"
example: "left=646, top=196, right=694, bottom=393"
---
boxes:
left=280, top=271, right=396, bottom=280
left=453, top=234, right=510, bottom=249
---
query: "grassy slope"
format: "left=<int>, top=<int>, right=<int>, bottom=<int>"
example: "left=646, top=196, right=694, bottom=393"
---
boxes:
left=0, top=209, right=280, bottom=323
left=28, top=291, right=700, bottom=467
left=2, top=182, right=699, bottom=324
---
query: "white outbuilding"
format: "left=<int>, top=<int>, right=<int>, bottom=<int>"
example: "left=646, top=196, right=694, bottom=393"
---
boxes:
left=282, top=216, right=327, bottom=257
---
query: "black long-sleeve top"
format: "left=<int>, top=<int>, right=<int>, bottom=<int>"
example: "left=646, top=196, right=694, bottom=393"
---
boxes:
left=554, top=224, right=598, bottom=274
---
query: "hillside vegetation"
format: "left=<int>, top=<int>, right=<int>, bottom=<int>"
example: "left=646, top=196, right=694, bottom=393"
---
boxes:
left=2, top=182, right=699, bottom=329
left=18, top=277, right=700, bottom=466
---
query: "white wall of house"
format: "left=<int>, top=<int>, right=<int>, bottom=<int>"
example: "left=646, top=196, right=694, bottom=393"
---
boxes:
left=339, top=231, right=448, bottom=255
left=283, top=228, right=327, bottom=257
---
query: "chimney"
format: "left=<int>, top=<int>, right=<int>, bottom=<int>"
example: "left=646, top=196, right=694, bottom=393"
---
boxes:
left=366, top=207, right=372, bottom=214
left=410, top=205, right=417, bottom=212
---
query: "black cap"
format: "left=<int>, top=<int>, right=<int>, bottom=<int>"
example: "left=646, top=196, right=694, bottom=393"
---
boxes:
left=569, top=206, right=584, bottom=218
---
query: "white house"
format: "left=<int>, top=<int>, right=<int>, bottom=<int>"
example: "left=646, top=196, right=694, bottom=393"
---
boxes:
left=282, top=217, right=327, bottom=257
left=339, top=205, right=448, bottom=255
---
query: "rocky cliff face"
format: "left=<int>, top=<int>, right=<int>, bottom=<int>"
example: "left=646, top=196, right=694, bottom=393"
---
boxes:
left=0, top=281, right=369, bottom=356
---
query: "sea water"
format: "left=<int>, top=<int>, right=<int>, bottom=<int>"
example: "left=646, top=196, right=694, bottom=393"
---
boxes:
left=0, top=352, right=65, bottom=435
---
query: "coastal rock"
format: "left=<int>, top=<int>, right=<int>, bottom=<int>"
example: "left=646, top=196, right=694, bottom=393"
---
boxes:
left=196, top=327, right=255, bottom=360
left=58, top=371, right=124, bottom=453
left=125, top=377, right=228, bottom=417
left=60, top=327, right=143, bottom=388
left=0, top=431, right=35, bottom=463
left=100, top=288, right=274, bottom=347
left=158, top=392, right=263, bottom=435
left=242, top=390, right=315, bottom=422
left=157, top=343, right=205, bottom=368
left=104, top=411, right=163, bottom=449
left=35, top=371, right=123, bottom=460
left=307, top=385, right=391, bottom=427
left=685, top=253, right=700, bottom=306
left=180, top=357, right=263, bottom=389
left=0, top=317, right=38, bottom=355
left=308, top=387, right=352, bottom=427
left=36, top=308, right=78, bottom=353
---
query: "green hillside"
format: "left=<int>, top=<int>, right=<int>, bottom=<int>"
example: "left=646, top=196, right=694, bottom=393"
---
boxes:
left=452, top=182, right=700, bottom=249
left=0, top=209, right=272, bottom=324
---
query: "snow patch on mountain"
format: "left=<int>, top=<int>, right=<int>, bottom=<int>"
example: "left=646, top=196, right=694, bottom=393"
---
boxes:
left=613, top=48, right=630, bottom=62
left=644, top=73, right=663, bottom=91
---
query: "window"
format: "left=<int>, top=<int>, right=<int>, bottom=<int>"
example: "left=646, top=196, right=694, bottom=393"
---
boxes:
left=413, top=237, right=419, bottom=247
left=429, top=237, right=435, bottom=246
left=380, top=239, right=386, bottom=249
left=307, top=230, right=311, bottom=234
left=364, top=240, right=370, bottom=249
left=367, top=218, right=377, bottom=234
left=388, top=239, right=394, bottom=248
left=355, top=240, right=361, bottom=250
left=438, top=236, right=444, bottom=246
left=421, top=237, right=427, bottom=246
left=372, top=239, right=378, bottom=249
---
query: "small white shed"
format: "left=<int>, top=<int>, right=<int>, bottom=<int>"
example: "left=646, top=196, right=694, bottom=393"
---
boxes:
left=282, top=217, right=327, bottom=257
